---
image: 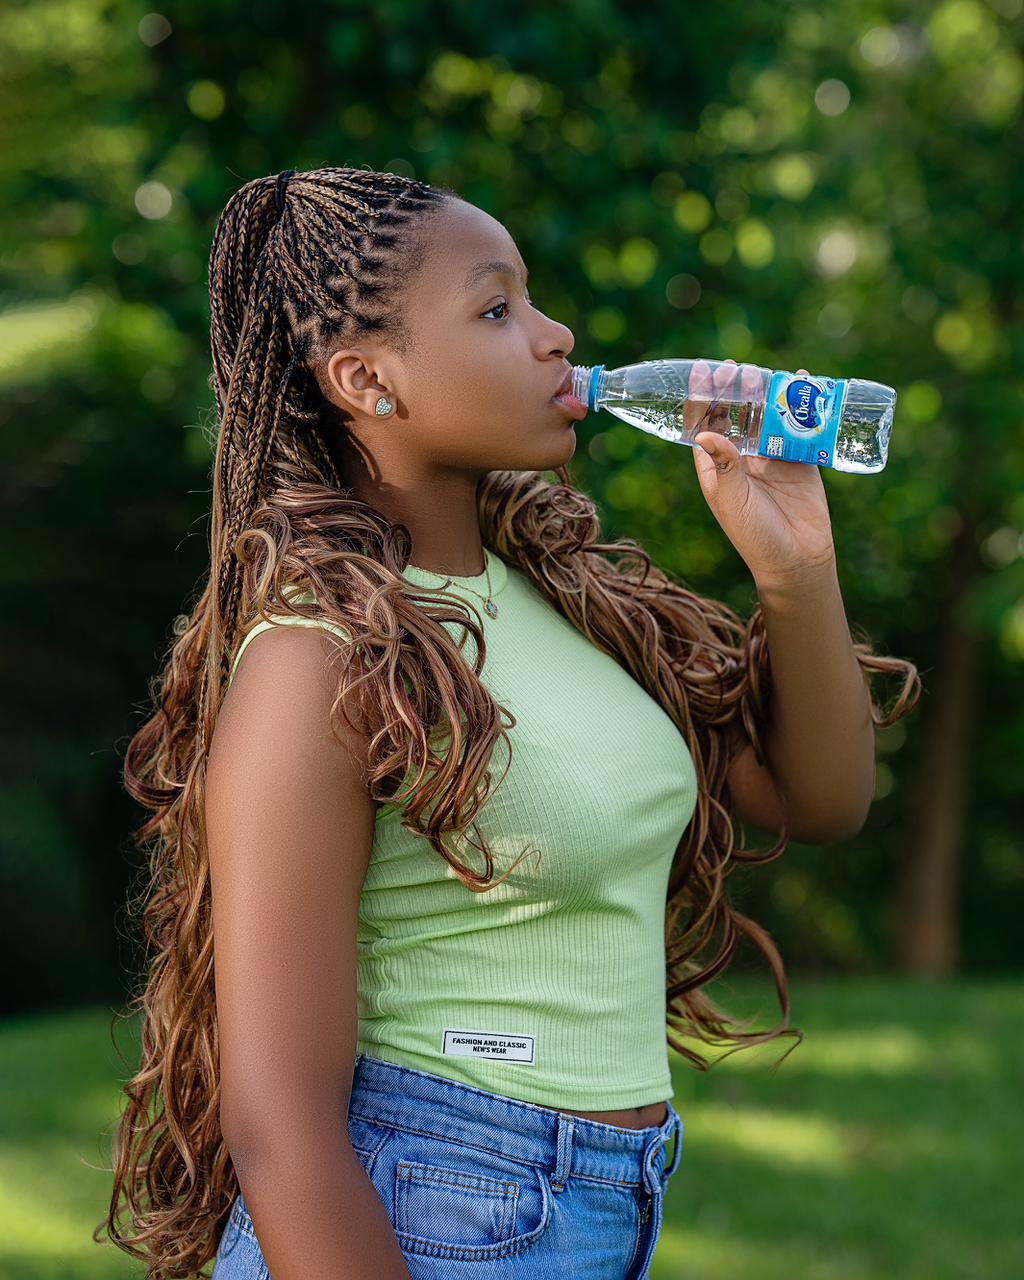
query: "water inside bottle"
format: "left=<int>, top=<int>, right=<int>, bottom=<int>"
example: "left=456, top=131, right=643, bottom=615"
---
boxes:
left=828, top=380, right=895, bottom=473
left=597, top=362, right=760, bottom=449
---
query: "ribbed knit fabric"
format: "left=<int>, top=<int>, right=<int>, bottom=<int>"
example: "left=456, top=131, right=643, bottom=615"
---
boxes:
left=228, top=547, right=697, bottom=1109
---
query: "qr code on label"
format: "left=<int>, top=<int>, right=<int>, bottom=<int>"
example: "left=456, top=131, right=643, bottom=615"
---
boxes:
left=766, top=435, right=784, bottom=457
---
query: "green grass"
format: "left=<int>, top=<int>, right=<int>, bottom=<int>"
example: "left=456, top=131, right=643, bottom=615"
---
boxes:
left=656, top=975, right=1023, bottom=1279
left=1, top=977, right=1020, bottom=1278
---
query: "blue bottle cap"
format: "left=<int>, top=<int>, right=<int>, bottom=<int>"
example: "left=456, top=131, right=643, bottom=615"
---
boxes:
left=588, top=365, right=605, bottom=413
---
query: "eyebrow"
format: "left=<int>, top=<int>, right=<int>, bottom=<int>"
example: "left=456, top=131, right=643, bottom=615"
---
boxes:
left=460, top=259, right=530, bottom=296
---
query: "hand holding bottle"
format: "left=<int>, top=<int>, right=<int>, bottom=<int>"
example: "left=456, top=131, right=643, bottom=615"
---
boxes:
left=690, top=359, right=839, bottom=587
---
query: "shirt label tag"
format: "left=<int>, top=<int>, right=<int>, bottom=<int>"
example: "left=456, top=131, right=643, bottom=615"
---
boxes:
left=442, top=1029, right=536, bottom=1064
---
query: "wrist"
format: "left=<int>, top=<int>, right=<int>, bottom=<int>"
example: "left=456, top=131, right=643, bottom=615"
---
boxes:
left=753, top=555, right=839, bottom=599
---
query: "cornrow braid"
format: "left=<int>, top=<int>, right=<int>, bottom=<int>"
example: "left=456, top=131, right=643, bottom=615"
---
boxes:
left=199, top=165, right=459, bottom=752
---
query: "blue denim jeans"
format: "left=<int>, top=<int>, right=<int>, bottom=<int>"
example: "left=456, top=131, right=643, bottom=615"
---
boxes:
left=213, top=1050, right=684, bottom=1278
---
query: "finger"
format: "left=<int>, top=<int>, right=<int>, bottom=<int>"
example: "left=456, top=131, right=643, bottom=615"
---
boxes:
left=738, top=362, right=765, bottom=433
left=688, top=358, right=738, bottom=437
left=684, top=359, right=714, bottom=435
left=711, top=360, right=737, bottom=408
left=713, top=358, right=738, bottom=392
left=709, top=359, right=741, bottom=434
left=739, top=362, right=764, bottom=400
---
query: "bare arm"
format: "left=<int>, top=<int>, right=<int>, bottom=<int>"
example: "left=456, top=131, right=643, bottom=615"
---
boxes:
left=755, top=562, right=876, bottom=843
left=723, top=565, right=875, bottom=846
left=206, top=624, right=410, bottom=1280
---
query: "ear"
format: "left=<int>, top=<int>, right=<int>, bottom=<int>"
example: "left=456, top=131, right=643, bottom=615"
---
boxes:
left=325, top=349, right=398, bottom=419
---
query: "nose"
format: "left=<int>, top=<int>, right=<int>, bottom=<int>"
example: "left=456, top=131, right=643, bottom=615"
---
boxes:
left=539, top=310, right=574, bottom=357
left=554, top=320, right=574, bottom=355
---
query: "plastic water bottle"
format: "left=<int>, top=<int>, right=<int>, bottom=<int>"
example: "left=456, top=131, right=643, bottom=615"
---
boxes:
left=568, top=358, right=896, bottom=473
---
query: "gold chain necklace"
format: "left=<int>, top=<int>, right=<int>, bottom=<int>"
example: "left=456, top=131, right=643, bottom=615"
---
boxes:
left=409, top=555, right=499, bottom=618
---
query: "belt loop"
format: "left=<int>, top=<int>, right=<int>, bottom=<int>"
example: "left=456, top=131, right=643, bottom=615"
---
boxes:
left=664, top=1108, right=684, bottom=1183
left=641, top=1132, right=660, bottom=1197
left=550, top=1113, right=574, bottom=1192
left=642, top=1106, right=684, bottom=1197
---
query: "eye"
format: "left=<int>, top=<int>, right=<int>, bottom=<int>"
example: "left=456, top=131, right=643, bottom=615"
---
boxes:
left=481, top=297, right=539, bottom=320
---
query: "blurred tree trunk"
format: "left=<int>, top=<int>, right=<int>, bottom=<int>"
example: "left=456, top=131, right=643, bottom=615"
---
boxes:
left=894, top=513, right=980, bottom=976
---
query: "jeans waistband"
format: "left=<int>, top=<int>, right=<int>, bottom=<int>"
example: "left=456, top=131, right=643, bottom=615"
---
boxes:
left=350, top=1052, right=684, bottom=1197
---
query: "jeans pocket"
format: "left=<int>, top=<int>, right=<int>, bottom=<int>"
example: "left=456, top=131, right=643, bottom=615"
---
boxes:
left=378, top=1129, right=554, bottom=1261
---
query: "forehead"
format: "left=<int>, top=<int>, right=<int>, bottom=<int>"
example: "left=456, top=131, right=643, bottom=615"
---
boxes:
left=419, top=200, right=527, bottom=295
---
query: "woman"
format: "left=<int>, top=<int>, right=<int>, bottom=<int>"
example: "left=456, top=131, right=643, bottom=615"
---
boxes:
left=97, top=166, right=920, bottom=1278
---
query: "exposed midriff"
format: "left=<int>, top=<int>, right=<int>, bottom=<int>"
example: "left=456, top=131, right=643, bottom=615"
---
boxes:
left=537, top=1100, right=669, bottom=1130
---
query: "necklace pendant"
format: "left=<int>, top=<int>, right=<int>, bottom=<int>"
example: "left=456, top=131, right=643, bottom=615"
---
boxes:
left=484, top=599, right=499, bottom=618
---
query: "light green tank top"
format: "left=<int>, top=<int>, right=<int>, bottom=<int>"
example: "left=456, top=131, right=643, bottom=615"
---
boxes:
left=228, top=547, right=697, bottom=1109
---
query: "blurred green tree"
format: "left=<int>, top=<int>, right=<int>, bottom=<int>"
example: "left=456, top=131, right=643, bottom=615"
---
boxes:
left=1, top=0, right=1021, bottom=1011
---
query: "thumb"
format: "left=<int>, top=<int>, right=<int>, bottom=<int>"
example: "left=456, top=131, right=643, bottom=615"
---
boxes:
left=694, top=431, right=741, bottom=472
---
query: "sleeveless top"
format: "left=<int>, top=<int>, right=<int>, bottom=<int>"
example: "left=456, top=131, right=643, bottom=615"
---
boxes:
left=227, top=547, right=698, bottom=1109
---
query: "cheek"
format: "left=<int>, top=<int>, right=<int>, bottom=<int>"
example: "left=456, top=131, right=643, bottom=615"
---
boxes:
left=406, top=329, right=533, bottom=428
left=423, top=361, right=504, bottom=420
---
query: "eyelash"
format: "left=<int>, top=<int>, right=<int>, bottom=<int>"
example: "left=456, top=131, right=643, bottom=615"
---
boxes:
left=482, top=297, right=537, bottom=321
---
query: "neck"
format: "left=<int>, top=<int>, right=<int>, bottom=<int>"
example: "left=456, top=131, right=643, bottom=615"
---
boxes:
left=335, top=438, right=488, bottom=578
left=410, top=551, right=487, bottom=577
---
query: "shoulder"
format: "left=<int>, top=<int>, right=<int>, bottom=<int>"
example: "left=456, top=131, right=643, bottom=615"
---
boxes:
left=230, top=611, right=354, bottom=687
left=229, top=584, right=357, bottom=687
left=222, top=594, right=367, bottom=760
left=215, top=605, right=369, bottom=787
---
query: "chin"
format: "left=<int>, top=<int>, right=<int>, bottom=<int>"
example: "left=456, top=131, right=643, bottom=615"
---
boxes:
left=533, top=434, right=576, bottom=470
left=491, top=429, right=576, bottom=472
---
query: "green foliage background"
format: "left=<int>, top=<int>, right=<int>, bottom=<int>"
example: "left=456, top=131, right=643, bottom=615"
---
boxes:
left=2, top=0, right=1023, bottom=1013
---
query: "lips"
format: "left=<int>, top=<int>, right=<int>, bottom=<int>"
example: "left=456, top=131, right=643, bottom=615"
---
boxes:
left=548, top=365, right=587, bottom=420
left=552, top=391, right=588, bottom=421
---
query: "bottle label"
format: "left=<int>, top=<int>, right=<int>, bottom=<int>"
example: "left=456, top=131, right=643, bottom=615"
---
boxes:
left=756, top=372, right=846, bottom=467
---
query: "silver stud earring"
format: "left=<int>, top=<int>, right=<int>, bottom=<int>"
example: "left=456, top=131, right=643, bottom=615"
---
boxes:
left=375, top=396, right=394, bottom=416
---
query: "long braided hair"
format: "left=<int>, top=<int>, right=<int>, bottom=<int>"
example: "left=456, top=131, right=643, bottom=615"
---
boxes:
left=95, top=165, right=922, bottom=1277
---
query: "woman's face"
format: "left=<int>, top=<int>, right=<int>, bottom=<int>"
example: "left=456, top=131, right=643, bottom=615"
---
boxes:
left=326, top=198, right=580, bottom=476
